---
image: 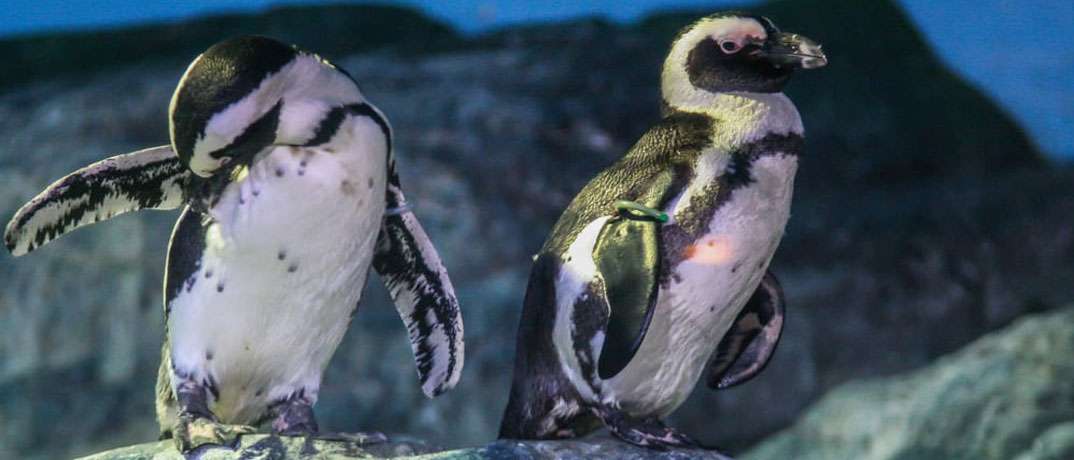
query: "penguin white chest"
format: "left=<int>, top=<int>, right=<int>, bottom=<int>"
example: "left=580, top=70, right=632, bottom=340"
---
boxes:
left=167, top=135, right=387, bottom=423
left=605, top=152, right=798, bottom=416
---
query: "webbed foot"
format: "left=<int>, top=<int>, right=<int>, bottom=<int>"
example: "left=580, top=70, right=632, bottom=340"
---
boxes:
left=268, top=391, right=387, bottom=444
left=171, top=376, right=255, bottom=452
left=597, top=407, right=700, bottom=450
left=173, top=413, right=256, bottom=452
left=270, top=393, right=319, bottom=435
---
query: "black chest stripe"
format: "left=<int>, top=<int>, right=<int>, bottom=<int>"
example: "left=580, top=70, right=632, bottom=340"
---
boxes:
left=304, top=103, right=392, bottom=152
left=207, top=100, right=282, bottom=163
left=660, top=132, right=802, bottom=283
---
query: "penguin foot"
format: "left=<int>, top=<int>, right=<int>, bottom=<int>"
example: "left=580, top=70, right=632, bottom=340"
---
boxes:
left=173, top=413, right=256, bottom=452
left=172, top=377, right=255, bottom=452
left=270, top=394, right=320, bottom=435
left=266, top=392, right=387, bottom=444
left=597, top=408, right=699, bottom=450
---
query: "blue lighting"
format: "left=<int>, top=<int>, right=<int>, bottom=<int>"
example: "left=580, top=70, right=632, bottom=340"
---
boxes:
left=2, top=0, right=1071, bottom=159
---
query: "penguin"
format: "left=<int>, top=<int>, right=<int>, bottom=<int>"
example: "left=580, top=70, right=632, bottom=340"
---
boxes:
left=498, top=13, right=826, bottom=449
left=4, top=36, right=464, bottom=452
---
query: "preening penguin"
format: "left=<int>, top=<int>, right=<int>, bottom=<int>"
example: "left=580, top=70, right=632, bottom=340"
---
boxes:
left=4, top=36, right=464, bottom=451
left=499, top=13, right=826, bottom=448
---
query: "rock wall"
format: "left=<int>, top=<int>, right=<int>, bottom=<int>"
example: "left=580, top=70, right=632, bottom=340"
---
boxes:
left=1, top=2, right=1071, bottom=459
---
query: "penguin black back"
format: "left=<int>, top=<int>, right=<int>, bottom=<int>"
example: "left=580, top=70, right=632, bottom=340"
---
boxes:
left=542, top=111, right=714, bottom=256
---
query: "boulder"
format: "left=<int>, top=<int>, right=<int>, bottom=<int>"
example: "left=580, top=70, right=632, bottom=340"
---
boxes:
left=744, top=307, right=1074, bottom=460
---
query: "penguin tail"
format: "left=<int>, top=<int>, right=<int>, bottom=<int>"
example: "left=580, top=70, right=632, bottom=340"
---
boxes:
left=499, top=256, right=600, bottom=439
left=4, top=145, right=188, bottom=256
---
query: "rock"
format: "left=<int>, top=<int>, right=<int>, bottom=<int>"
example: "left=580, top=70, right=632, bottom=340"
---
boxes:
left=1014, top=423, right=1074, bottom=460
left=743, top=307, right=1074, bottom=460
left=78, top=435, right=732, bottom=460
left=2, top=2, right=1073, bottom=459
left=78, top=435, right=433, bottom=460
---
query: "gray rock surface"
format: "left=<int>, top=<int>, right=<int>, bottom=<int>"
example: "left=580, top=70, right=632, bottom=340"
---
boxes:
left=744, top=307, right=1074, bottom=460
left=78, top=435, right=732, bottom=460
left=79, top=435, right=433, bottom=460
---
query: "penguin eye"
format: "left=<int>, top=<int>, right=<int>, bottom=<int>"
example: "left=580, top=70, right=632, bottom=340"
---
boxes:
left=720, top=40, right=741, bottom=54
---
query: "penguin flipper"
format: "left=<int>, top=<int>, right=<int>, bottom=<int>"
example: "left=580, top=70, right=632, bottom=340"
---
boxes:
left=4, top=145, right=188, bottom=256
left=373, top=180, right=463, bottom=398
left=593, top=215, right=661, bottom=380
left=707, top=270, right=786, bottom=389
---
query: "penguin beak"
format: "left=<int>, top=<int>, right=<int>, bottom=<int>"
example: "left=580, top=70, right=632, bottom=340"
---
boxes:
left=758, top=32, right=828, bottom=69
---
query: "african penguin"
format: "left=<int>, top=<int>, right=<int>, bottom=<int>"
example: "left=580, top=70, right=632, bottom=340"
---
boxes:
left=498, top=13, right=826, bottom=449
left=4, top=36, right=464, bottom=452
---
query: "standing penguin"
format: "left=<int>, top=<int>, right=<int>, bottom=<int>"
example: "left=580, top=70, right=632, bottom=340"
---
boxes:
left=499, top=13, right=826, bottom=448
left=4, top=36, right=463, bottom=451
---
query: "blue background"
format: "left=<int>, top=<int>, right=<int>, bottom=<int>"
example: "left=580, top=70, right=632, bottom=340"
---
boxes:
left=2, top=0, right=1072, bottom=161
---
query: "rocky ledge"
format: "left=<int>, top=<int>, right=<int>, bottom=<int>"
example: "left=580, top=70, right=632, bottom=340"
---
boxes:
left=80, top=435, right=733, bottom=459
left=744, top=307, right=1074, bottom=460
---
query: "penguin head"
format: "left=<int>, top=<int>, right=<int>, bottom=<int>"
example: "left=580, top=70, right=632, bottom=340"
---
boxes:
left=662, top=13, right=827, bottom=109
left=169, top=36, right=366, bottom=177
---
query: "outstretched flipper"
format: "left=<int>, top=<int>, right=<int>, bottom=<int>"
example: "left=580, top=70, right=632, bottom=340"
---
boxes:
left=708, top=271, right=786, bottom=389
left=372, top=175, right=463, bottom=398
left=4, top=145, right=188, bottom=256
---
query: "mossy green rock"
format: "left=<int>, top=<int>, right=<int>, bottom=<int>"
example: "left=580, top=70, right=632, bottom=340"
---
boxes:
left=744, top=307, right=1074, bottom=460
left=78, top=435, right=733, bottom=459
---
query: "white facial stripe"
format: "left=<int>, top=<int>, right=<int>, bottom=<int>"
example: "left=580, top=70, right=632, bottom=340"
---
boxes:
left=661, top=17, right=767, bottom=110
left=190, top=64, right=291, bottom=175
left=190, top=53, right=365, bottom=176
left=710, top=17, right=766, bottom=44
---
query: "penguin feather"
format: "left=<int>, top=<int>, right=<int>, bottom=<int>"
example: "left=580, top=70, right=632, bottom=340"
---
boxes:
left=5, top=146, right=188, bottom=256
left=374, top=177, right=464, bottom=397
